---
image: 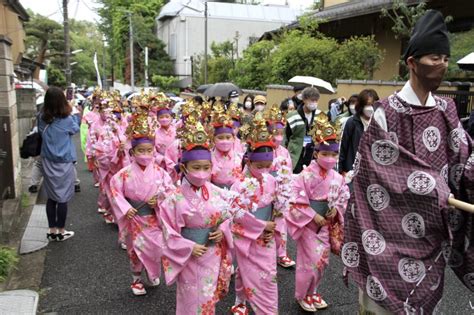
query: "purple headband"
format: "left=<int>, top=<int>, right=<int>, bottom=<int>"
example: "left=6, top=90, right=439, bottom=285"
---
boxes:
left=268, top=122, right=284, bottom=132
left=181, top=149, right=212, bottom=162
left=132, top=137, right=154, bottom=148
left=315, top=142, right=339, bottom=152
left=157, top=109, right=172, bottom=117
left=233, top=120, right=241, bottom=128
left=249, top=151, right=274, bottom=162
left=214, top=126, right=234, bottom=135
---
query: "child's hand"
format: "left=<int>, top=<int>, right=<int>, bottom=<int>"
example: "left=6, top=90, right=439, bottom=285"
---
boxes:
left=126, top=208, right=137, bottom=219
left=192, top=244, right=208, bottom=257
left=208, top=230, right=223, bottom=243
left=147, top=196, right=157, bottom=207
left=314, top=214, right=327, bottom=226
left=264, top=221, right=276, bottom=232
left=326, top=208, right=337, bottom=219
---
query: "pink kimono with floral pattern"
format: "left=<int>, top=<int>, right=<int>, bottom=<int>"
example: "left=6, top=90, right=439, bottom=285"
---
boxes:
left=286, top=160, right=350, bottom=300
left=110, top=162, right=175, bottom=280
left=271, top=145, right=293, bottom=257
left=160, top=180, right=233, bottom=315
left=155, top=125, right=176, bottom=157
left=231, top=172, right=282, bottom=314
left=211, top=149, right=243, bottom=189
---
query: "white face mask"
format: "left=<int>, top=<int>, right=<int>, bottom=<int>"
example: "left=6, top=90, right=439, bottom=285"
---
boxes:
left=230, top=97, right=239, bottom=104
left=255, top=104, right=265, bottom=112
left=244, top=101, right=252, bottom=109
left=306, top=102, right=318, bottom=111
left=296, top=94, right=303, bottom=100
left=349, top=104, right=356, bottom=115
left=363, top=106, right=374, bottom=118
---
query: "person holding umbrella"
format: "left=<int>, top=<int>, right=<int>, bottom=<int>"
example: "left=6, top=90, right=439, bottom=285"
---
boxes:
left=285, top=87, right=321, bottom=174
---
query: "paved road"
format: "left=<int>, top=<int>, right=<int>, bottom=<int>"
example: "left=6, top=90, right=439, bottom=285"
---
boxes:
left=38, top=138, right=473, bottom=314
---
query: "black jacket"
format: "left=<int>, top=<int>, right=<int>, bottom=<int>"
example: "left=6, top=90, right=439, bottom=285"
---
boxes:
left=339, top=115, right=364, bottom=174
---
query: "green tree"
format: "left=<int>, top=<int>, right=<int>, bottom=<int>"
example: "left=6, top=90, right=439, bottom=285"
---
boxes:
left=446, top=29, right=474, bottom=81
left=151, top=75, right=179, bottom=93
left=97, top=0, right=174, bottom=85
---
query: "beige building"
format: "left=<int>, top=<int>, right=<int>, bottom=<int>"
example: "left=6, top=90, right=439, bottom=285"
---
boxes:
left=262, top=0, right=474, bottom=81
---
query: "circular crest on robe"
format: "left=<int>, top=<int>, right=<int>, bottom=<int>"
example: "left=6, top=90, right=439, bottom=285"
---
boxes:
left=341, top=242, right=360, bottom=268
left=463, top=272, right=474, bottom=291
left=407, top=171, right=436, bottom=195
left=366, top=275, right=387, bottom=301
left=422, top=126, right=441, bottom=152
left=366, top=184, right=390, bottom=212
left=449, top=163, right=464, bottom=189
left=465, top=152, right=474, bottom=171
left=352, top=152, right=362, bottom=177
left=398, top=257, right=426, bottom=283
left=389, top=94, right=411, bottom=114
left=448, top=126, right=467, bottom=153
left=440, top=164, right=449, bottom=185
left=401, top=212, right=425, bottom=238
left=371, top=140, right=399, bottom=166
left=362, top=229, right=386, bottom=255
left=448, top=208, right=463, bottom=232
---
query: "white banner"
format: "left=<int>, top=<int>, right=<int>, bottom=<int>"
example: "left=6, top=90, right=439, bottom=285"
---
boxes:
left=93, top=52, right=102, bottom=88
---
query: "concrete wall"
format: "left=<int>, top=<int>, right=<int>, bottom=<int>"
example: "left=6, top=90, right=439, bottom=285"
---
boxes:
left=0, top=2, right=26, bottom=64
left=323, top=0, right=349, bottom=8
left=158, top=15, right=288, bottom=79
left=373, top=29, right=402, bottom=81
left=16, top=88, right=35, bottom=142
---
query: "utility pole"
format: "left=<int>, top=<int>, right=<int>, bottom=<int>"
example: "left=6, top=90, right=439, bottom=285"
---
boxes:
left=144, top=46, right=149, bottom=87
left=128, top=12, right=135, bottom=91
left=204, top=1, right=208, bottom=84
left=234, top=31, right=240, bottom=59
left=102, top=35, right=107, bottom=89
left=63, top=0, right=71, bottom=87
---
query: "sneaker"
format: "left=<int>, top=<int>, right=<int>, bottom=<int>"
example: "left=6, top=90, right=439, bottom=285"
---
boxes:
left=150, top=277, right=160, bottom=287
left=131, top=279, right=147, bottom=296
left=56, top=230, right=75, bottom=242
left=278, top=255, right=296, bottom=268
left=120, top=242, right=127, bottom=250
left=230, top=303, right=249, bottom=315
left=94, top=182, right=100, bottom=188
left=312, top=294, right=328, bottom=309
left=28, top=185, right=38, bottom=193
left=46, top=233, right=57, bottom=241
left=97, top=208, right=107, bottom=214
left=298, top=295, right=317, bottom=312
left=74, top=184, right=81, bottom=192
left=104, top=213, right=114, bottom=224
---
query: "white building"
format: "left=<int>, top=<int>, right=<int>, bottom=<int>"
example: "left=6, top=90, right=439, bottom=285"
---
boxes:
left=156, top=0, right=301, bottom=87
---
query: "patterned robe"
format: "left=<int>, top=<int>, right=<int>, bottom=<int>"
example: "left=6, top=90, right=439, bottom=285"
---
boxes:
left=286, top=161, right=349, bottom=300
left=160, top=180, right=233, bottom=315
left=110, top=162, right=174, bottom=279
left=211, top=148, right=243, bottom=189
left=344, top=94, right=474, bottom=314
left=231, top=172, right=282, bottom=315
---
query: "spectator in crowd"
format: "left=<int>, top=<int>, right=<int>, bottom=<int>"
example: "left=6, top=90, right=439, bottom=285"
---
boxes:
left=242, top=94, right=255, bottom=115
left=280, top=97, right=295, bottom=117
left=285, top=87, right=321, bottom=173
left=291, top=85, right=305, bottom=109
left=38, top=86, right=80, bottom=242
left=338, top=89, right=379, bottom=176
left=253, top=95, right=267, bottom=113
left=336, top=94, right=358, bottom=130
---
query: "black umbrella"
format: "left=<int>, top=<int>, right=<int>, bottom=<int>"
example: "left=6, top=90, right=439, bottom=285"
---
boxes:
left=196, top=84, right=212, bottom=94
left=203, top=82, right=242, bottom=97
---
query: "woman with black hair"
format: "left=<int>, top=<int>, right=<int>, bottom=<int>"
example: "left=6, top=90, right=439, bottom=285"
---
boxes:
left=38, top=86, right=80, bottom=241
left=242, top=94, right=255, bottom=115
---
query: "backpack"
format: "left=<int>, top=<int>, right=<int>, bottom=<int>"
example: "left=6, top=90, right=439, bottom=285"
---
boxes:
left=20, top=125, right=48, bottom=159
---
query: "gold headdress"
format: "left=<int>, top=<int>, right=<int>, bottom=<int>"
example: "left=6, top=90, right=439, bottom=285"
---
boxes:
left=210, top=101, right=233, bottom=129
left=178, top=117, right=212, bottom=151
left=228, top=102, right=241, bottom=121
left=126, top=112, right=156, bottom=140
left=309, top=112, right=341, bottom=145
left=264, top=103, right=285, bottom=131
left=149, top=92, right=173, bottom=113
left=241, top=112, right=274, bottom=150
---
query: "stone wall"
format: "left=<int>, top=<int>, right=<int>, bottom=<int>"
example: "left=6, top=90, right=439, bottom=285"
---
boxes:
left=0, top=35, right=21, bottom=200
left=16, top=88, right=36, bottom=142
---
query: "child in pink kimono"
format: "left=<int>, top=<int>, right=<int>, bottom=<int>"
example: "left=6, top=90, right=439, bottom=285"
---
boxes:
left=110, top=128, right=174, bottom=295
left=154, top=106, right=176, bottom=161
left=285, top=113, right=350, bottom=312
left=230, top=114, right=286, bottom=315
left=160, top=125, right=233, bottom=314
left=267, top=119, right=296, bottom=268
left=211, top=119, right=243, bottom=190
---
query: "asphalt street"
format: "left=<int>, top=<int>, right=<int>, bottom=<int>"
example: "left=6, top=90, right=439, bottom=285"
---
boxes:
left=37, top=137, right=473, bottom=314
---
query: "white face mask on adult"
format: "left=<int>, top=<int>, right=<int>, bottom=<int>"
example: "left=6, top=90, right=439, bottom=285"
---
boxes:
left=363, top=106, right=374, bottom=118
left=306, top=102, right=318, bottom=112
left=349, top=104, right=356, bottom=115
left=244, top=101, right=252, bottom=109
left=230, top=97, right=239, bottom=104
left=255, top=104, right=265, bottom=112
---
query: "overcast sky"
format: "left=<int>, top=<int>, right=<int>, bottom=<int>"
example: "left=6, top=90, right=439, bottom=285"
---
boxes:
left=20, top=0, right=313, bottom=23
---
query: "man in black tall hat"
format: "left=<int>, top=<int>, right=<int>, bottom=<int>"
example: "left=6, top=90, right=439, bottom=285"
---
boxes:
left=344, top=10, right=474, bottom=314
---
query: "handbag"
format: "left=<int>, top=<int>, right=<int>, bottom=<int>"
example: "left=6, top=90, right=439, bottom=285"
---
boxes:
left=20, top=125, right=48, bottom=159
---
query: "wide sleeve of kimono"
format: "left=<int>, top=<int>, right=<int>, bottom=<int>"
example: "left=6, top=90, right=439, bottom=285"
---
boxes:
left=285, top=172, right=316, bottom=240
left=230, top=180, right=267, bottom=257
left=109, top=167, right=134, bottom=222
left=212, top=186, right=235, bottom=250
left=160, top=193, right=196, bottom=285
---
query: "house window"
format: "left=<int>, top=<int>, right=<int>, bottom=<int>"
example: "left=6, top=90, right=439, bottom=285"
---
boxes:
left=169, top=33, right=177, bottom=60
